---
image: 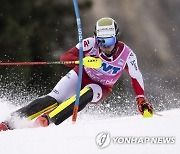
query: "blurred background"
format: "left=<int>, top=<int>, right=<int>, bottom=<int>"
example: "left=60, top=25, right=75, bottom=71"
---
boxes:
left=0, top=0, right=180, bottom=116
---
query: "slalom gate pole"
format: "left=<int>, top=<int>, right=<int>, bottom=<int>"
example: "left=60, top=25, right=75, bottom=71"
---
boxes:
left=72, top=0, right=83, bottom=123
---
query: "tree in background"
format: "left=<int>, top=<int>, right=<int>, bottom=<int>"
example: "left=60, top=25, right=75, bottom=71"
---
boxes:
left=0, top=0, right=92, bottom=97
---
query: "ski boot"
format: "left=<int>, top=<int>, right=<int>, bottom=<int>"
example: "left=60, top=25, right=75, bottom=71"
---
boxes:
left=32, top=115, right=50, bottom=128
left=0, top=122, right=13, bottom=131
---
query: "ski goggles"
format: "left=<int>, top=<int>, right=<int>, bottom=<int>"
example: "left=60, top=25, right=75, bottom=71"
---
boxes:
left=96, top=37, right=116, bottom=47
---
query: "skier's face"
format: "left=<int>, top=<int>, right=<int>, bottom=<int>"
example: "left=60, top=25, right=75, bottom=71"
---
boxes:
left=100, top=45, right=115, bottom=54
left=96, top=36, right=116, bottom=54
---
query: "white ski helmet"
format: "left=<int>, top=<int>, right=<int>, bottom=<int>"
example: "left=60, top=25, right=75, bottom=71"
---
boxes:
left=94, top=17, right=119, bottom=38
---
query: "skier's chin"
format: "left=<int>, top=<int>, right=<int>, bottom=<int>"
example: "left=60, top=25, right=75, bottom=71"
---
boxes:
left=100, top=45, right=115, bottom=54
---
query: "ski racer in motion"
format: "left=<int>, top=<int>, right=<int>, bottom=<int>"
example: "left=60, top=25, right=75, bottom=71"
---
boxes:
left=0, top=17, right=153, bottom=131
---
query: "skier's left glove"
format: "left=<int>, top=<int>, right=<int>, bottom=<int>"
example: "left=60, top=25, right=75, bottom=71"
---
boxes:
left=136, top=97, right=153, bottom=117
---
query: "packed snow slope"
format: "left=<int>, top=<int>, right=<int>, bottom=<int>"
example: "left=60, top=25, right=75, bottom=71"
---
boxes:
left=0, top=102, right=179, bottom=154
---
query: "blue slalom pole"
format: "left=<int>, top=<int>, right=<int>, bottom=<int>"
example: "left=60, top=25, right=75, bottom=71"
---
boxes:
left=72, top=0, right=83, bottom=122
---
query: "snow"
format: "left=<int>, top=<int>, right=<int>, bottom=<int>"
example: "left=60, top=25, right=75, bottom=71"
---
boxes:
left=0, top=102, right=179, bottom=154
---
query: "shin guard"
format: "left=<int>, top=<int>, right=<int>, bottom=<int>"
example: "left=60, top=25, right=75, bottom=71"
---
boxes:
left=13, top=96, right=58, bottom=120
left=49, top=87, right=93, bottom=125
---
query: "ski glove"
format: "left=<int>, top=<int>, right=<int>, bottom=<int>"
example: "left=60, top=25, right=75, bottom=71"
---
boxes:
left=82, top=56, right=102, bottom=68
left=136, top=97, right=153, bottom=117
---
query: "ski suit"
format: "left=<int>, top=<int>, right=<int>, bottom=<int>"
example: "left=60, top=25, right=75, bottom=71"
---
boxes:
left=48, top=37, right=145, bottom=104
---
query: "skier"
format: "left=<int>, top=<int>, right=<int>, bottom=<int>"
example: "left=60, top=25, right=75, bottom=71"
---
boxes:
left=0, top=17, right=153, bottom=131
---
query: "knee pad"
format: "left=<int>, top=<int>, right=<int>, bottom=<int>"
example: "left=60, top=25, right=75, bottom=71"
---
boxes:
left=85, top=84, right=102, bottom=103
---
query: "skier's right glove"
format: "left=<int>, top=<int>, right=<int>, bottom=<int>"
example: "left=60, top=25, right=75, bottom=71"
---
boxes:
left=136, top=97, right=153, bottom=117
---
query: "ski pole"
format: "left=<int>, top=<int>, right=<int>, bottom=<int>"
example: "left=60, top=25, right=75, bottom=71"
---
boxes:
left=0, top=56, right=102, bottom=68
left=154, top=112, right=163, bottom=116
left=0, top=61, right=75, bottom=66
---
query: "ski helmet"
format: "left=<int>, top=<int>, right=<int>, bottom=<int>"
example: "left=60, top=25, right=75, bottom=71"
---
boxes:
left=94, top=18, right=119, bottom=56
left=94, top=17, right=119, bottom=38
